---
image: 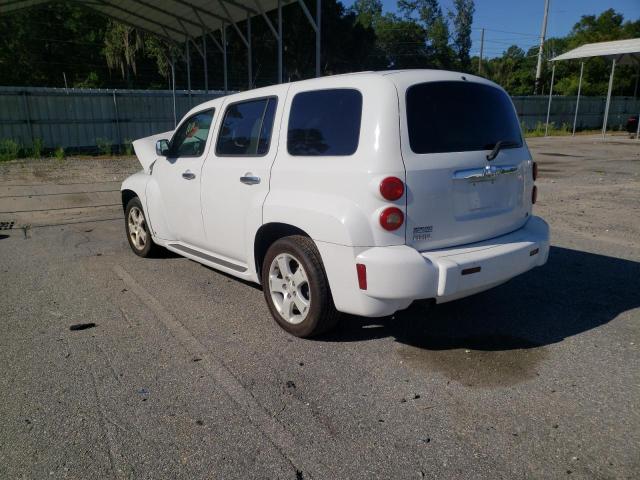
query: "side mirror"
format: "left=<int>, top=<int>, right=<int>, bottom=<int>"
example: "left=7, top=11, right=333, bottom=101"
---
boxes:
left=155, top=139, right=170, bottom=156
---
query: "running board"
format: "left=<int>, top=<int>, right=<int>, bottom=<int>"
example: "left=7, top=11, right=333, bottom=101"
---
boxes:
left=168, top=243, right=247, bottom=273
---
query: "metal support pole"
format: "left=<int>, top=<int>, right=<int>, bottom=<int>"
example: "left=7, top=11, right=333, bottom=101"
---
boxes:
left=478, top=28, right=484, bottom=75
left=534, top=0, right=550, bottom=94
left=297, top=0, right=321, bottom=77
left=22, top=91, right=34, bottom=147
left=572, top=62, right=584, bottom=136
left=247, top=13, right=252, bottom=89
left=112, top=92, right=121, bottom=154
left=186, top=41, right=192, bottom=105
left=636, top=110, right=640, bottom=140
left=602, top=58, right=616, bottom=140
left=223, top=24, right=228, bottom=93
left=544, top=62, right=555, bottom=137
left=203, top=32, right=208, bottom=94
left=316, top=0, right=321, bottom=77
left=278, top=0, right=283, bottom=83
left=634, top=63, right=639, bottom=99
left=171, top=56, right=177, bottom=128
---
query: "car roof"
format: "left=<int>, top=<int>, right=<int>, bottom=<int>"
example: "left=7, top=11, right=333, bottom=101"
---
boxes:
left=183, top=69, right=501, bottom=119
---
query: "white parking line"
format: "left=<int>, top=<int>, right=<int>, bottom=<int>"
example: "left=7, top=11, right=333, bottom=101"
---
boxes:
left=113, top=264, right=330, bottom=480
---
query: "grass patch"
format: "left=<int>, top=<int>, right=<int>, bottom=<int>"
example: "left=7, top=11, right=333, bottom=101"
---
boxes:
left=524, top=121, right=572, bottom=138
left=31, top=137, right=44, bottom=158
left=54, top=146, right=65, bottom=161
left=0, top=139, right=20, bottom=161
left=123, top=138, right=134, bottom=156
left=96, top=137, right=113, bottom=155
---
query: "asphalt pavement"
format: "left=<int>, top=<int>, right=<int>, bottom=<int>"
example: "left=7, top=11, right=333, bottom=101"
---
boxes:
left=0, top=135, right=638, bottom=479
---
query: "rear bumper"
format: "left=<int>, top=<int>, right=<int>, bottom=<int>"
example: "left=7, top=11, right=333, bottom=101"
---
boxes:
left=316, top=216, right=549, bottom=317
left=425, top=215, right=549, bottom=302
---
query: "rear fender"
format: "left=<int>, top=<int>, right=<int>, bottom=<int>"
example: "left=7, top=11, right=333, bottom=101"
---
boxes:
left=262, top=191, right=375, bottom=246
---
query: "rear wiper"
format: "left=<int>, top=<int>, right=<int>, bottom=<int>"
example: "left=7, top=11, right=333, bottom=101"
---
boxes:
left=486, top=140, right=520, bottom=161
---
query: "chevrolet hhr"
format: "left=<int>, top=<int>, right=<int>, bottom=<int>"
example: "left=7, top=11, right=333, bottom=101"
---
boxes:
left=121, top=70, right=549, bottom=337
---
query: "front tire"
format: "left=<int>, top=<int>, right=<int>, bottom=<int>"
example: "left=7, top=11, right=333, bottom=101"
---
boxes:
left=124, top=197, right=157, bottom=257
left=262, top=235, right=339, bottom=337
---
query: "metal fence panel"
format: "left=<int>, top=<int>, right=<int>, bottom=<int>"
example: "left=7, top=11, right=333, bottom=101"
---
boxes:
left=0, top=86, right=226, bottom=150
left=513, top=95, right=639, bottom=131
left=1, top=87, right=639, bottom=151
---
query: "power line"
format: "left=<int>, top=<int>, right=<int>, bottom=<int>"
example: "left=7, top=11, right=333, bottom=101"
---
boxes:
left=472, top=27, right=539, bottom=38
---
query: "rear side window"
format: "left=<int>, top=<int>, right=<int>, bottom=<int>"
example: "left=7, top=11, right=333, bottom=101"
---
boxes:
left=406, top=81, right=522, bottom=154
left=216, top=97, right=277, bottom=156
left=287, top=89, right=362, bottom=156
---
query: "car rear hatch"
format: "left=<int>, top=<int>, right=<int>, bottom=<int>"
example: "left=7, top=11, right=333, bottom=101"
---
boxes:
left=398, top=77, right=531, bottom=251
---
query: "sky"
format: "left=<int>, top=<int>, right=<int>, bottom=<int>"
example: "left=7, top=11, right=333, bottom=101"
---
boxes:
left=341, top=0, right=640, bottom=58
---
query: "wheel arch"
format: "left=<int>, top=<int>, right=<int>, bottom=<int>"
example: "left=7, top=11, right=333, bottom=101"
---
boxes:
left=253, top=222, right=311, bottom=283
left=121, top=189, right=138, bottom=212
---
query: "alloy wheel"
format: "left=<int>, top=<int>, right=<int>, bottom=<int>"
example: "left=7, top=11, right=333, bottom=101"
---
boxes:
left=268, top=253, right=311, bottom=324
left=127, top=206, right=147, bottom=250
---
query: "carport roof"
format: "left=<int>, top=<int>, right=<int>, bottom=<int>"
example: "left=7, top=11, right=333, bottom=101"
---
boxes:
left=551, top=38, right=640, bottom=65
left=0, top=0, right=292, bottom=43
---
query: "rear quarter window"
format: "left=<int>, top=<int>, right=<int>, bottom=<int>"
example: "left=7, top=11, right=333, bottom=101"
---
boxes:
left=287, top=89, right=362, bottom=156
left=406, top=81, right=522, bottom=154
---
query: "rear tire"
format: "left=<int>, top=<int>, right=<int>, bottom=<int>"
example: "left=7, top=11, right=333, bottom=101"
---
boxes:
left=262, top=235, right=339, bottom=337
left=124, top=197, right=158, bottom=258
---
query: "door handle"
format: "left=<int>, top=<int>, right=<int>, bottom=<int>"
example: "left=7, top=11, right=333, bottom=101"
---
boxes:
left=240, top=174, right=260, bottom=185
left=182, top=170, right=196, bottom=180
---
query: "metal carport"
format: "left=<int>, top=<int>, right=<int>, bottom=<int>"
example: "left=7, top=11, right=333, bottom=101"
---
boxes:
left=0, top=0, right=323, bottom=123
left=547, top=38, right=640, bottom=140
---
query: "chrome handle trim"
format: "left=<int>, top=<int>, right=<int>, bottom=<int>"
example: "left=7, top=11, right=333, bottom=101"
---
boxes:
left=453, top=165, right=519, bottom=182
left=240, top=176, right=261, bottom=185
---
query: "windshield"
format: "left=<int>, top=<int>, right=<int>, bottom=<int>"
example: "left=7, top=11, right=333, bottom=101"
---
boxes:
left=406, top=81, right=522, bottom=154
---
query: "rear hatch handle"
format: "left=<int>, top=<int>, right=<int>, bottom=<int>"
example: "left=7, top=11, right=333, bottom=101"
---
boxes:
left=453, top=165, right=519, bottom=182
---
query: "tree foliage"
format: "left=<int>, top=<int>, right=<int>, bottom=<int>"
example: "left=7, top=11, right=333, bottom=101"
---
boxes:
left=450, top=0, right=475, bottom=70
left=474, top=9, right=640, bottom=96
left=0, top=2, right=637, bottom=97
left=103, top=21, right=144, bottom=83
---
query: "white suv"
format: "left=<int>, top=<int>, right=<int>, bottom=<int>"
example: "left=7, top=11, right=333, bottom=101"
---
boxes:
left=121, top=70, right=549, bottom=337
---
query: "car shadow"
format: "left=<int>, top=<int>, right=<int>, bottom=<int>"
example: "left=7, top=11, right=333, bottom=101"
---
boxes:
left=319, top=246, right=639, bottom=386
left=322, top=246, right=639, bottom=346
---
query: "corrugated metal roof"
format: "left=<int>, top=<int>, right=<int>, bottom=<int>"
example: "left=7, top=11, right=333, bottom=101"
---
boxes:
left=0, top=0, right=292, bottom=43
left=552, top=38, right=640, bottom=64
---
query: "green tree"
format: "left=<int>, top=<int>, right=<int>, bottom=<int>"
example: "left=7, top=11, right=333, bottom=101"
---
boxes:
left=351, top=0, right=427, bottom=69
left=352, top=0, right=383, bottom=27
left=144, top=35, right=181, bottom=81
left=103, top=21, right=144, bottom=86
left=0, top=2, right=108, bottom=87
left=450, top=0, right=475, bottom=70
left=398, top=0, right=453, bottom=68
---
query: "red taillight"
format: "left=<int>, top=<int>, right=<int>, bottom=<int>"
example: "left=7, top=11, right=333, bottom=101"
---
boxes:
left=532, top=185, right=537, bottom=204
left=379, top=176, right=404, bottom=201
left=532, top=162, right=538, bottom=181
left=379, top=207, right=404, bottom=231
left=356, top=263, right=367, bottom=290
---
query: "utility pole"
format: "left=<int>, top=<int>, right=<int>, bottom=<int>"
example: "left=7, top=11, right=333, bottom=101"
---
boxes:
left=478, top=28, right=485, bottom=75
left=534, top=0, right=550, bottom=95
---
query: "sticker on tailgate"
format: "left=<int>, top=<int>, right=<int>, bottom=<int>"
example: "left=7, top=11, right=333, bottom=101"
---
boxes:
left=413, top=225, right=433, bottom=241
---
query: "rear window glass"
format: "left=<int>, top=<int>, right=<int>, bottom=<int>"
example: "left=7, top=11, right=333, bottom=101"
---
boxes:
left=406, top=81, right=522, bottom=154
left=287, top=89, right=362, bottom=156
